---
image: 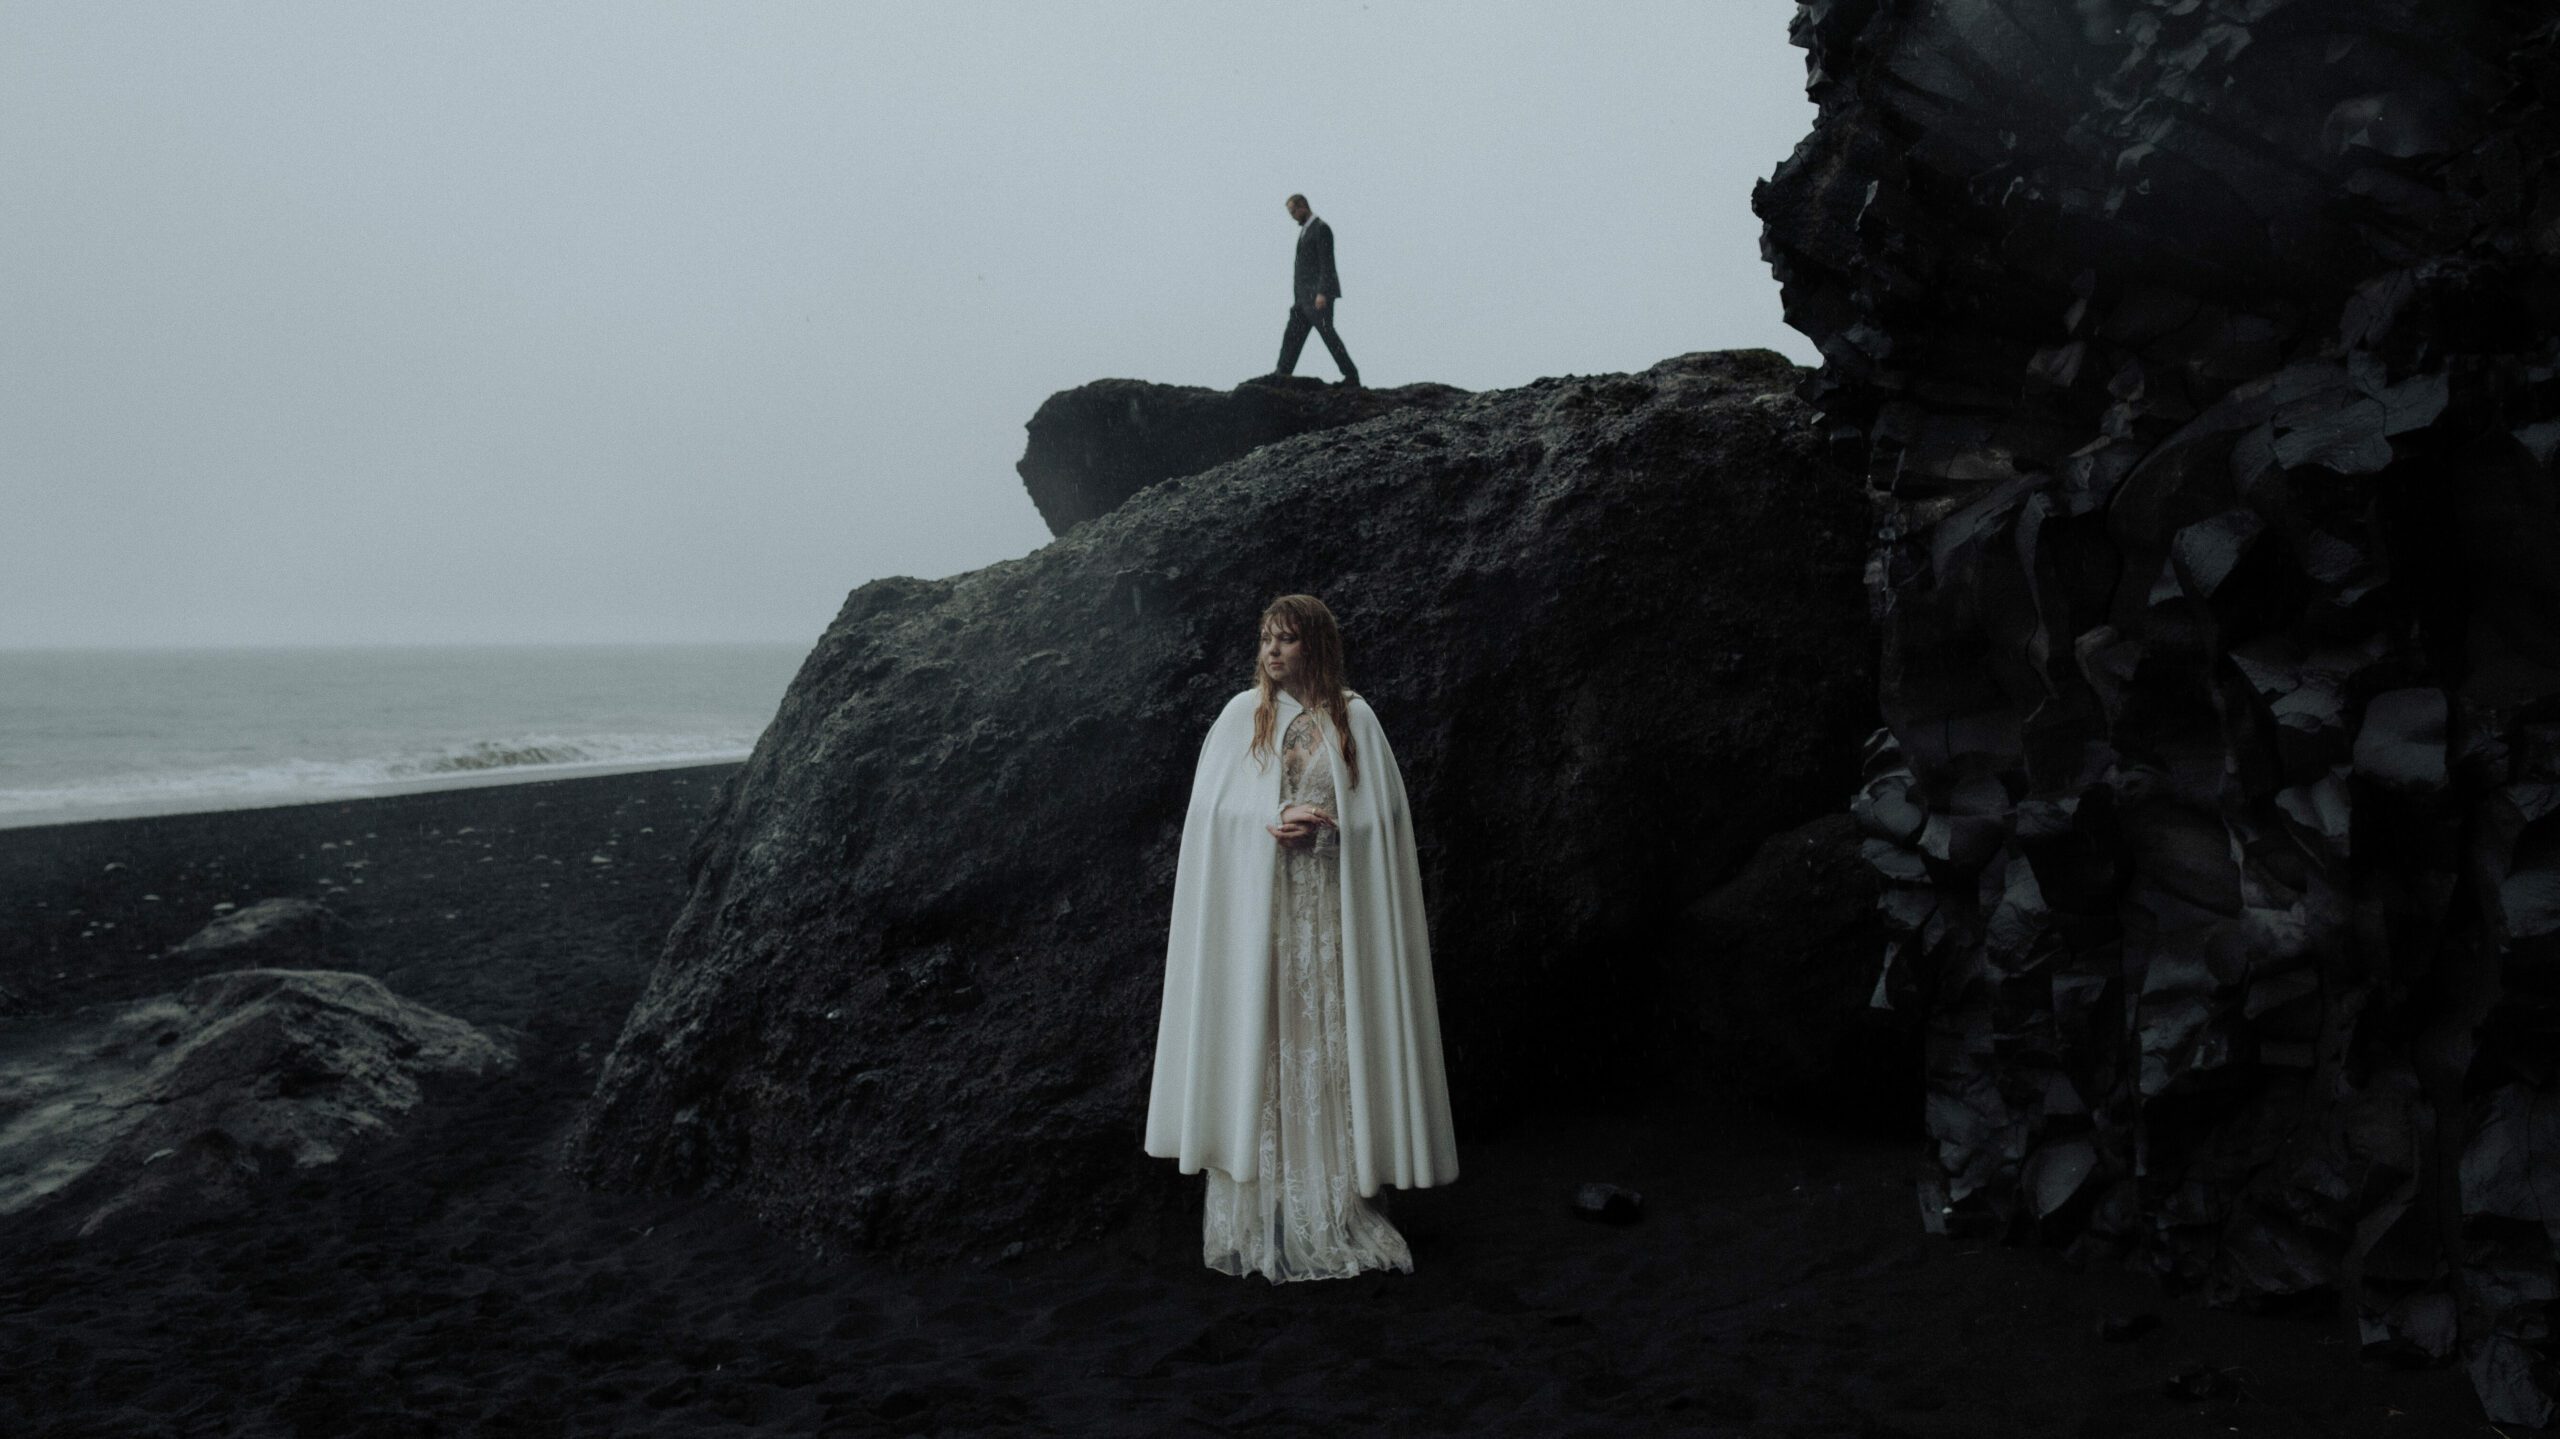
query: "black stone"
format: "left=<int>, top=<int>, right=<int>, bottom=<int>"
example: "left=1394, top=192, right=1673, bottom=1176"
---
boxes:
left=2160, top=1366, right=2241, bottom=1403
left=2097, top=1313, right=2161, bottom=1343
left=1016, top=374, right=1466, bottom=537
left=1570, top=1182, right=1644, bottom=1226
left=567, top=351, right=1880, bottom=1261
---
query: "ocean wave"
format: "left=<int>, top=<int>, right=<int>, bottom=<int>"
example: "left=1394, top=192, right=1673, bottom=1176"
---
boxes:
left=389, top=734, right=736, bottom=777
left=406, top=740, right=599, bottom=774
left=0, top=731, right=757, bottom=828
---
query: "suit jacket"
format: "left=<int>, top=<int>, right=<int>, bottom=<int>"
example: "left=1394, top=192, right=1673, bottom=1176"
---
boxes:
left=1293, top=215, right=1342, bottom=312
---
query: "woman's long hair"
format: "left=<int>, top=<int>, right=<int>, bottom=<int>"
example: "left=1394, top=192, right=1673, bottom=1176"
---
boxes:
left=1248, top=594, right=1359, bottom=790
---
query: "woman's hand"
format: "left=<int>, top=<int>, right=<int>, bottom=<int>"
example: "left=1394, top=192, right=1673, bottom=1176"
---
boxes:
left=1267, top=804, right=1337, bottom=850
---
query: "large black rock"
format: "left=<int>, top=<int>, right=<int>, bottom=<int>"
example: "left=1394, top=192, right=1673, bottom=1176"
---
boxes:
left=1016, top=373, right=1467, bottom=536
left=567, top=351, right=1879, bottom=1261
left=1757, top=1, right=2560, bottom=1424
left=1666, top=810, right=1902, bottom=1121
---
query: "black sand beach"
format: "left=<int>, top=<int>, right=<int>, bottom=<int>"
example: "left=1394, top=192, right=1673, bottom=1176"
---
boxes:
left=0, top=767, right=2505, bottom=1436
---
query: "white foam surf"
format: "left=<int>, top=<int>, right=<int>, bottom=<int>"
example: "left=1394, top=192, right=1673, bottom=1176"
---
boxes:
left=0, top=730, right=756, bottom=830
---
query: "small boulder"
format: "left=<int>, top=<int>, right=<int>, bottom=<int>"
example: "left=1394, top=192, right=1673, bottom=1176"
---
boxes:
left=0, top=968, right=514, bottom=1238
left=2097, top=1313, right=2161, bottom=1342
left=169, top=897, right=352, bottom=968
left=2160, top=1366, right=2242, bottom=1402
left=1571, top=1182, right=1645, bottom=1225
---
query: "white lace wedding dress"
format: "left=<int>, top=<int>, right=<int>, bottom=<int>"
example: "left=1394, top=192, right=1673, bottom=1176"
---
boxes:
left=1201, top=708, right=1416, bottom=1282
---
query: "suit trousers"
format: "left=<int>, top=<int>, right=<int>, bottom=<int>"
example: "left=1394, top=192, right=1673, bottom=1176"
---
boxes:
left=1276, top=300, right=1358, bottom=383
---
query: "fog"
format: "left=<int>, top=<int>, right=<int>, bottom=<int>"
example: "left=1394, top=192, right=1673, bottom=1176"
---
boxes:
left=1, top=2, right=1816, bottom=648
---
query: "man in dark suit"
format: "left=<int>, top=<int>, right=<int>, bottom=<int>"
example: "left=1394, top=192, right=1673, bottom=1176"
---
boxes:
left=1274, top=193, right=1360, bottom=387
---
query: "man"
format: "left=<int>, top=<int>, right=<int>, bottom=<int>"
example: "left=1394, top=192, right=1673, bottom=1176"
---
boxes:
left=1273, top=193, right=1360, bottom=387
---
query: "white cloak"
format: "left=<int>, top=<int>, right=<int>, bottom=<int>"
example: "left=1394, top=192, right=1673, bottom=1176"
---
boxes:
left=1143, top=686, right=1460, bottom=1196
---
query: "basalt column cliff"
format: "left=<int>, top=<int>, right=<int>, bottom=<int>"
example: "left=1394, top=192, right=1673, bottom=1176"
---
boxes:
left=1755, top=2, right=2560, bottom=1422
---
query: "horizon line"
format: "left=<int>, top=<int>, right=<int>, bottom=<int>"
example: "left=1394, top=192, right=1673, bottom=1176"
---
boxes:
left=0, top=638, right=814, bottom=654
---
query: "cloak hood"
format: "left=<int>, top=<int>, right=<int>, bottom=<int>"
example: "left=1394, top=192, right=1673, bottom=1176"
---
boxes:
left=1143, top=686, right=1460, bottom=1195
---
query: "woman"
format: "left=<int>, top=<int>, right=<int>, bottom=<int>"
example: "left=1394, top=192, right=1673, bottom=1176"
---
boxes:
left=1143, top=594, right=1460, bottom=1282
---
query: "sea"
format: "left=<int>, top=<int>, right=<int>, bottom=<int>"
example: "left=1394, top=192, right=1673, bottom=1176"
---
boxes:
left=0, top=643, right=808, bottom=831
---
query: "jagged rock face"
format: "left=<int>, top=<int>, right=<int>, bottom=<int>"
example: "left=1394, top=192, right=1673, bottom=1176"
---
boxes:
left=569, top=351, right=1877, bottom=1261
left=1016, top=374, right=1466, bottom=536
left=1757, top=1, right=2560, bottom=1423
left=0, top=969, right=514, bottom=1240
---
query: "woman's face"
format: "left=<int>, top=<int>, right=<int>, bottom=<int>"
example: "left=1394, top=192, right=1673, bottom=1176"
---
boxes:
left=1259, top=621, right=1305, bottom=691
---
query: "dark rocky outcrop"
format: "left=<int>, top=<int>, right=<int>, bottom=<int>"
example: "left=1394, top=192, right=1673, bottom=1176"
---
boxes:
left=0, top=969, right=514, bottom=1239
left=1757, top=2, right=2560, bottom=1423
left=569, top=351, right=1879, bottom=1261
left=1016, top=373, right=1467, bottom=536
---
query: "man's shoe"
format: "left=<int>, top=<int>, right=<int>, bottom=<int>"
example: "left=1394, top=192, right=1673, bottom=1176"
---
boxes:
left=1338, top=375, right=1364, bottom=389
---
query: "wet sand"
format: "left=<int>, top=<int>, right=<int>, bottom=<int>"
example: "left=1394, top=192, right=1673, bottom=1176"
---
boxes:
left=0, top=766, right=2505, bottom=1437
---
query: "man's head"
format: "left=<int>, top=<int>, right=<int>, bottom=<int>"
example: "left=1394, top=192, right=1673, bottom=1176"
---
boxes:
left=1284, top=194, right=1311, bottom=224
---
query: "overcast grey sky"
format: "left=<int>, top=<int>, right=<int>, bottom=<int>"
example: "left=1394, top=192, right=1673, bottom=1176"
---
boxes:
left=2, top=3, right=1816, bottom=649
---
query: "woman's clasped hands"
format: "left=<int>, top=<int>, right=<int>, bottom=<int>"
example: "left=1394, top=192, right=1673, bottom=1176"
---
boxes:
left=1267, top=803, right=1336, bottom=850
